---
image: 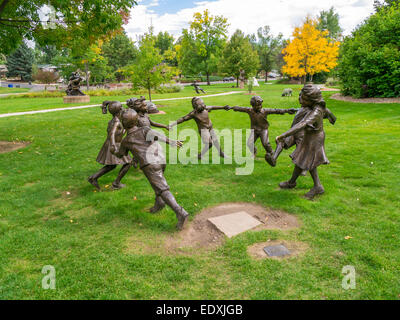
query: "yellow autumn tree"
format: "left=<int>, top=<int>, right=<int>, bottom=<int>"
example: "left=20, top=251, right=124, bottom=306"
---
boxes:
left=282, top=18, right=340, bottom=83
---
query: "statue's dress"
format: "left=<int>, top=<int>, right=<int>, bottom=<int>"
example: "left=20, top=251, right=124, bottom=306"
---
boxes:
left=96, top=117, right=132, bottom=165
left=290, top=105, right=329, bottom=171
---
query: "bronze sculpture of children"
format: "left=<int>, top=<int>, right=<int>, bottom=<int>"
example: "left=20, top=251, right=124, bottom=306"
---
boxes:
left=276, top=85, right=333, bottom=199
left=228, top=96, right=297, bottom=164
left=169, top=97, right=230, bottom=159
left=113, top=110, right=189, bottom=230
left=88, top=101, right=133, bottom=190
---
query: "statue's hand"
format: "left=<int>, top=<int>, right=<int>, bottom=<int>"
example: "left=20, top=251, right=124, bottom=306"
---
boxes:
left=276, top=135, right=284, bottom=144
left=110, top=144, right=117, bottom=154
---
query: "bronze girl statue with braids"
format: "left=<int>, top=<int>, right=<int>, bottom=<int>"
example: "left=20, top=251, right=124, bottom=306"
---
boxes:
left=88, top=101, right=133, bottom=190
left=275, top=85, right=333, bottom=199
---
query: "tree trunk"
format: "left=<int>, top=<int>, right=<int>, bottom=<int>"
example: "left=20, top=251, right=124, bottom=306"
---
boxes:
left=148, top=79, right=152, bottom=101
left=265, top=70, right=268, bottom=83
left=236, top=77, right=239, bottom=88
left=206, top=72, right=210, bottom=85
left=85, top=62, right=90, bottom=91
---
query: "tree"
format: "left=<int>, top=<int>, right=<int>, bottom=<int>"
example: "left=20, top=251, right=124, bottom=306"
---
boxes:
left=125, top=33, right=176, bottom=101
left=339, top=3, right=400, bottom=97
left=33, top=69, right=59, bottom=89
left=0, top=0, right=137, bottom=55
left=101, top=32, right=137, bottom=82
left=155, top=31, right=175, bottom=55
left=220, top=30, right=260, bottom=87
left=177, top=9, right=229, bottom=84
left=317, top=7, right=343, bottom=41
left=6, top=42, right=35, bottom=81
left=254, top=26, right=283, bottom=82
left=282, top=18, right=340, bottom=83
left=374, top=0, right=399, bottom=10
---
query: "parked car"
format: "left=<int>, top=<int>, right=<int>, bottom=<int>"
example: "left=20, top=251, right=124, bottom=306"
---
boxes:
left=223, top=76, right=235, bottom=82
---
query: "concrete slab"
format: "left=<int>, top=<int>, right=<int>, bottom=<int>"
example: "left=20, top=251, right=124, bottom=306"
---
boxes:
left=208, top=211, right=262, bottom=238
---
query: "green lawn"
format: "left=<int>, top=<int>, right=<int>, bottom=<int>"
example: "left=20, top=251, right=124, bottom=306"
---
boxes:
left=0, top=87, right=30, bottom=94
left=0, top=83, right=399, bottom=299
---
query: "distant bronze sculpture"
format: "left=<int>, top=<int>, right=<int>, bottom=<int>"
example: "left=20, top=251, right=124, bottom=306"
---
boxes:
left=169, top=97, right=230, bottom=159
left=126, top=97, right=169, bottom=130
left=88, top=101, right=133, bottom=190
left=191, top=81, right=206, bottom=94
left=275, top=84, right=333, bottom=199
left=66, top=72, right=86, bottom=96
left=113, top=109, right=189, bottom=230
left=228, top=96, right=297, bottom=164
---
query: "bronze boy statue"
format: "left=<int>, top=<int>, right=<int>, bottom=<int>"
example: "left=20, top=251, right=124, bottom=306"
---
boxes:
left=113, top=109, right=189, bottom=230
left=169, top=97, right=230, bottom=160
left=228, top=96, right=297, bottom=164
left=275, top=85, right=333, bottom=199
left=126, top=97, right=169, bottom=130
left=88, top=101, right=133, bottom=190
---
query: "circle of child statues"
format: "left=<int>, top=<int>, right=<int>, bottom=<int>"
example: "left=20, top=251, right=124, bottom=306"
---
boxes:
left=88, top=84, right=336, bottom=230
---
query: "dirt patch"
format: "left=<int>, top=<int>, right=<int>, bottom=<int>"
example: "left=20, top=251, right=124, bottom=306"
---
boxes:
left=247, top=240, right=309, bottom=260
left=0, top=141, right=30, bottom=154
left=320, top=87, right=340, bottom=92
left=164, top=202, right=300, bottom=253
left=330, top=93, right=400, bottom=104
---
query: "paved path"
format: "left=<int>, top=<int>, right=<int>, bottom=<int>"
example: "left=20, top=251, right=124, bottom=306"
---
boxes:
left=0, top=91, right=242, bottom=119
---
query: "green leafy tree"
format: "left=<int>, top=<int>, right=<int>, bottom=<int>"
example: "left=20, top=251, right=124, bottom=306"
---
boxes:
left=0, top=0, right=137, bottom=55
left=125, top=33, right=176, bottom=101
left=317, top=7, right=343, bottom=41
left=177, top=9, right=229, bottom=84
left=155, top=31, right=175, bottom=55
left=34, top=44, right=59, bottom=65
left=339, top=3, right=400, bottom=97
left=254, top=26, right=283, bottom=82
left=6, top=42, right=35, bottom=81
left=220, top=29, right=260, bottom=87
left=101, top=32, right=138, bottom=82
left=374, top=0, right=399, bottom=10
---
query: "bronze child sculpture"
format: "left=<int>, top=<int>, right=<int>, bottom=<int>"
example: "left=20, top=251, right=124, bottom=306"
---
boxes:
left=169, top=97, right=230, bottom=160
left=191, top=81, right=206, bottom=94
left=113, top=109, right=189, bottom=230
left=88, top=101, right=133, bottom=190
left=126, top=97, right=169, bottom=130
left=272, top=91, right=336, bottom=167
left=275, top=84, right=332, bottom=199
left=228, top=96, right=297, bottom=164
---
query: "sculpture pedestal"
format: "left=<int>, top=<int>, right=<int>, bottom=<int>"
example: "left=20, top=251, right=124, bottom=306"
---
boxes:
left=63, top=95, right=90, bottom=104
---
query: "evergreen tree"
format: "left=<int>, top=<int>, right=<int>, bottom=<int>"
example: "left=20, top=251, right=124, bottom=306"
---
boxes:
left=6, top=42, right=35, bottom=81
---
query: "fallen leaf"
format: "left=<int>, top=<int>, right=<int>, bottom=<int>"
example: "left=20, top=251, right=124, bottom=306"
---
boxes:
left=345, top=236, right=353, bottom=240
left=133, top=196, right=137, bottom=200
left=252, top=194, right=256, bottom=198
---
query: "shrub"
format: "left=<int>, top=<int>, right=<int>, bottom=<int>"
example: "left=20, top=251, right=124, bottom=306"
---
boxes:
left=33, top=70, right=60, bottom=85
left=338, top=4, right=400, bottom=98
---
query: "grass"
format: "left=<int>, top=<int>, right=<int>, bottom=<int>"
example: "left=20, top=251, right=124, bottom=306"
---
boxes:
left=0, top=83, right=244, bottom=114
left=0, top=87, right=30, bottom=94
left=0, top=83, right=399, bottom=300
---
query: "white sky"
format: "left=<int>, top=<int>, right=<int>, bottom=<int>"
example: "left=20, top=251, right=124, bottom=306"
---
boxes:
left=124, top=0, right=375, bottom=42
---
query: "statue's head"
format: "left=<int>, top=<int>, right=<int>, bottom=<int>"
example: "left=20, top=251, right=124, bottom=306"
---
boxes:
left=102, top=101, right=123, bottom=116
left=192, top=97, right=206, bottom=111
left=250, top=96, right=263, bottom=111
left=128, top=96, right=147, bottom=113
left=121, top=109, right=138, bottom=129
left=299, top=84, right=325, bottom=108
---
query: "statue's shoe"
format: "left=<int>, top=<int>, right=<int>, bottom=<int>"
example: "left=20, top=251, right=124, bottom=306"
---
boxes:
left=304, top=186, right=325, bottom=200
left=149, top=199, right=166, bottom=214
left=279, top=181, right=297, bottom=189
left=265, top=153, right=276, bottom=167
left=112, top=183, right=126, bottom=190
left=88, top=177, right=100, bottom=190
left=176, top=209, right=189, bottom=231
